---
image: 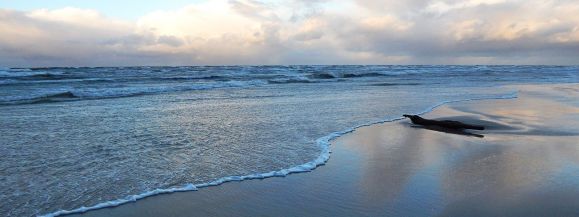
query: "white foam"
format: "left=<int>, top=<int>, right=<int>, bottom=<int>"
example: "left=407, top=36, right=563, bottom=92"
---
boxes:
left=40, top=91, right=518, bottom=217
left=268, top=75, right=315, bottom=84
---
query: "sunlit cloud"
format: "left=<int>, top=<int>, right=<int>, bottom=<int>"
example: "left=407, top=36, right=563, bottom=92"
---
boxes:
left=0, top=0, right=578, bottom=66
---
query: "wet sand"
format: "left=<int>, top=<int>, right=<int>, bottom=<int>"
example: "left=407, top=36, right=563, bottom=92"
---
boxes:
left=72, top=84, right=579, bottom=217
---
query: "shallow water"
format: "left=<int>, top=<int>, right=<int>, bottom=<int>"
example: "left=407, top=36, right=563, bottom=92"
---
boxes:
left=0, top=66, right=577, bottom=216
left=70, top=85, right=579, bottom=217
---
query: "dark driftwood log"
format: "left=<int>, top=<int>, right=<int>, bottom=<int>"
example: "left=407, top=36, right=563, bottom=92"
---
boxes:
left=403, top=115, right=485, bottom=130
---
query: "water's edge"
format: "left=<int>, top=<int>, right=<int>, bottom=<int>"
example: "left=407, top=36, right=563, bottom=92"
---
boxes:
left=42, top=91, right=518, bottom=217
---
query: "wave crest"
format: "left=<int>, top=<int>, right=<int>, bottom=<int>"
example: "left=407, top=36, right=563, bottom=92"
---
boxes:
left=0, top=70, right=66, bottom=78
left=0, top=80, right=266, bottom=106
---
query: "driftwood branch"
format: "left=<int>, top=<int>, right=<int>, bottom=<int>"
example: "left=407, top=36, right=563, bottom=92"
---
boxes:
left=403, top=115, right=485, bottom=130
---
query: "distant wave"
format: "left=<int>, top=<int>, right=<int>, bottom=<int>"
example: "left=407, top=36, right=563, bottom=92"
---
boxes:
left=305, top=71, right=409, bottom=80
left=267, top=76, right=318, bottom=84
left=0, top=90, right=78, bottom=105
left=307, top=72, right=339, bottom=79
left=0, top=75, right=227, bottom=86
left=2, top=65, right=575, bottom=108
left=0, top=80, right=266, bottom=106
left=31, top=91, right=78, bottom=104
left=0, top=78, right=118, bottom=86
left=40, top=91, right=519, bottom=217
left=0, top=79, right=19, bottom=85
left=0, top=70, right=67, bottom=78
left=369, top=82, right=422, bottom=86
left=342, top=72, right=385, bottom=78
left=157, top=75, right=228, bottom=81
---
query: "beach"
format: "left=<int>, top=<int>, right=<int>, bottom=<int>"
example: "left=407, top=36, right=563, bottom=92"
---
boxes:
left=7, top=65, right=572, bottom=216
left=2, top=1, right=579, bottom=216
left=65, top=84, right=578, bottom=217
left=1, top=66, right=576, bottom=216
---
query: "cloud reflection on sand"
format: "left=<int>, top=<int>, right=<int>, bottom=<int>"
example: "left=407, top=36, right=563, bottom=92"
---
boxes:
left=341, top=84, right=579, bottom=216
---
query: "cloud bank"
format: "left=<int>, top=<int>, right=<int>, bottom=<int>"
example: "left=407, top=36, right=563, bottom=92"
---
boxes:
left=1, top=0, right=578, bottom=66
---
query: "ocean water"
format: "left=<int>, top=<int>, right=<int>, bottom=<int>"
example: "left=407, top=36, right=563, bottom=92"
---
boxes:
left=0, top=65, right=577, bottom=216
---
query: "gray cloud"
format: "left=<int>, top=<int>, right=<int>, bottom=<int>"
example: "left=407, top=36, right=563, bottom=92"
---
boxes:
left=0, top=0, right=578, bottom=67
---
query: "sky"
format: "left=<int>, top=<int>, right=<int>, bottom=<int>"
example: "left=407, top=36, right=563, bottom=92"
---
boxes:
left=0, top=0, right=578, bottom=66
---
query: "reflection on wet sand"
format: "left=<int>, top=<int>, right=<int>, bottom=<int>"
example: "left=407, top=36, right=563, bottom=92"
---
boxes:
left=342, top=84, right=579, bottom=216
left=410, top=124, right=484, bottom=138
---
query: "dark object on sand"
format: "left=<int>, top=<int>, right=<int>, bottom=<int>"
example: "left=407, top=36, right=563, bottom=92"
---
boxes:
left=403, top=115, right=485, bottom=130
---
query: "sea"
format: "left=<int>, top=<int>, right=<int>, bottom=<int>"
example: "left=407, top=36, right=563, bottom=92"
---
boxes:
left=0, top=65, right=577, bottom=216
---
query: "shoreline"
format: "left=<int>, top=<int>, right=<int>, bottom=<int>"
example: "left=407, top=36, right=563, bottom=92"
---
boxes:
left=44, top=92, right=517, bottom=217
left=57, top=84, right=578, bottom=217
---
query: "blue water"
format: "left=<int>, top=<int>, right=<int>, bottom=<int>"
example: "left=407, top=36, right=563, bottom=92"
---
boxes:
left=0, top=65, right=577, bottom=216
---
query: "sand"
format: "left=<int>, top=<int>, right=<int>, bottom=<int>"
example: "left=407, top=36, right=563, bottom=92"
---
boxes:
left=71, top=84, right=579, bottom=217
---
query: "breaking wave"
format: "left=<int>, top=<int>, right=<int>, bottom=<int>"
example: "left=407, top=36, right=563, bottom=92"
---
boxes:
left=0, top=70, right=67, bottom=78
left=0, top=80, right=266, bottom=105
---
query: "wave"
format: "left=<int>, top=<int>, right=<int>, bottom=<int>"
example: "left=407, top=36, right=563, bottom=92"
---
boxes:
left=342, top=72, right=385, bottom=78
left=40, top=91, right=519, bottom=217
left=0, top=79, right=19, bottom=85
left=157, top=75, right=228, bottom=81
left=0, top=78, right=118, bottom=86
left=0, top=80, right=267, bottom=106
left=0, top=70, right=66, bottom=78
left=1, top=67, right=30, bottom=72
left=307, top=72, right=339, bottom=79
left=267, top=76, right=317, bottom=84
left=306, top=71, right=405, bottom=80
left=369, top=82, right=422, bottom=86
left=0, top=90, right=78, bottom=105
left=27, top=92, right=77, bottom=104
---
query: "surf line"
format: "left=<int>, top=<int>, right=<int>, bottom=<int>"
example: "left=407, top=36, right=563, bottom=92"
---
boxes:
left=42, top=91, right=518, bottom=217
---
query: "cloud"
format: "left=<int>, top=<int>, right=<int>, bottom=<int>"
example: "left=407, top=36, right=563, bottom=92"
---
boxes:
left=423, top=0, right=508, bottom=15
left=0, top=0, right=578, bottom=66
